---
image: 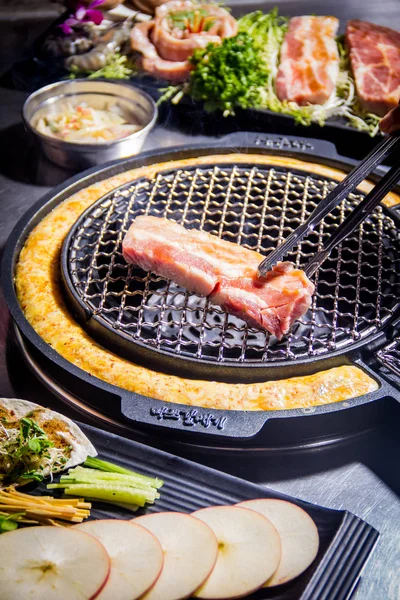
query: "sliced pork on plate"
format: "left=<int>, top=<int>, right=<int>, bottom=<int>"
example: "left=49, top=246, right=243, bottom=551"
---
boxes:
left=276, top=16, right=340, bottom=105
left=122, top=216, right=314, bottom=339
left=130, top=0, right=237, bottom=82
left=346, top=20, right=400, bottom=116
left=130, top=21, right=190, bottom=82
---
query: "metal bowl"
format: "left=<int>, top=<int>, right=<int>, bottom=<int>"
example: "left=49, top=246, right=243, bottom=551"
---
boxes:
left=22, top=79, right=158, bottom=170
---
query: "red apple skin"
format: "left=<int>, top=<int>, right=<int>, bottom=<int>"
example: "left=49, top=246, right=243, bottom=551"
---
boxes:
left=192, top=505, right=282, bottom=600
left=237, top=499, right=319, bottom=587
left=75, top=519, right=164, bottom=600
left=80, top=529, right=111, bottom=600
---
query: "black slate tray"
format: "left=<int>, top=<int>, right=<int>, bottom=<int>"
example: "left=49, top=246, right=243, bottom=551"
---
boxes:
left=37, top=422, right=379, bottom=600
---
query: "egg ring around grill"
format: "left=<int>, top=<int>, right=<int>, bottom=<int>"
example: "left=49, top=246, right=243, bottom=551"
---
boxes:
left=15, top=153, right=392, bottom=411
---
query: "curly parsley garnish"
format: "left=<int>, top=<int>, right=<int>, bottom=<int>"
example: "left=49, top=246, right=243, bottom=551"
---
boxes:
left=188, top=33, right=269, bottom=116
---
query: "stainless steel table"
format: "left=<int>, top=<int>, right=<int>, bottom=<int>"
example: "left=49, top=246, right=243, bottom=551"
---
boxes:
left=1, top=3, right=400, bottom=597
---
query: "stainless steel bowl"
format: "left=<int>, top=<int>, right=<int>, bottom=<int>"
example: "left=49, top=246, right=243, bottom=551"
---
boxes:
left=22, top=79, right=158, bottom=170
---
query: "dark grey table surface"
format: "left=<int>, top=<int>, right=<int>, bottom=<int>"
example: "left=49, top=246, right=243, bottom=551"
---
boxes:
left=1, top=2, right=400, bottom=598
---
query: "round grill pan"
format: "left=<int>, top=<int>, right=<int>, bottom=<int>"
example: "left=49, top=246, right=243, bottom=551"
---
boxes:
left=2, top=132, right=400, bottom=446
left=62, top=158, right=400, bottom=382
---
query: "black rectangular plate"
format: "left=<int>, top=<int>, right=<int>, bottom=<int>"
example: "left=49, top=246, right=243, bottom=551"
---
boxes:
left=36, top=422, right=379, bottom=600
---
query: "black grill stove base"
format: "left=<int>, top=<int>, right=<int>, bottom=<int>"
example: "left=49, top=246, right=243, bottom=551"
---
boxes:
left=8, top=325, right=400, bottom=459
left=3, top=132, right=400, bottom=457
left=6, top=326, right=400, bottom=506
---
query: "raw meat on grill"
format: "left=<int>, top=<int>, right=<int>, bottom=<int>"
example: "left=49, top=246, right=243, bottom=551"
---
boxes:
left=346, top=20, right=400, bottom=116
left=130, top=0, right=238, bottom=82
left=122, top=216, right=314, bottom=339
left=276, top=16, right=340, bottom=105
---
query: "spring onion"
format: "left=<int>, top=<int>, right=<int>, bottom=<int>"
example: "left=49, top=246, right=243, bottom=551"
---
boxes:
left=68, top=52, right=136, bottom=80
left=83, top=456, right=164, bottom=488
left=48, top=459, right=163, bottom=511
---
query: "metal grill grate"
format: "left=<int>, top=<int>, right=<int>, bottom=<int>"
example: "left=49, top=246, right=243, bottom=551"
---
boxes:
left=65, top=163, right=400, bottom=366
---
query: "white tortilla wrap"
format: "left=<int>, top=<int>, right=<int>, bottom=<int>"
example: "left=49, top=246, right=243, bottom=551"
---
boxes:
left=0, top=398, right=97, bottom=472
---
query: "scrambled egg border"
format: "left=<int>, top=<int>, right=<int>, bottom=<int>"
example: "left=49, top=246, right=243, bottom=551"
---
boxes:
left=16, top=154, right=385, bottom=411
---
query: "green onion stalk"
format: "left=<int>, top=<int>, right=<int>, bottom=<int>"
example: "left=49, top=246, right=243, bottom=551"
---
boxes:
left=68, top=53, right=136, bottom=80
left=47, top=457, right=163, bottom=511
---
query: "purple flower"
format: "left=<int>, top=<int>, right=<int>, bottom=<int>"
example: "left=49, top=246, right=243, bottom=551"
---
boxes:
left=59, top=0, right=104, bottom=35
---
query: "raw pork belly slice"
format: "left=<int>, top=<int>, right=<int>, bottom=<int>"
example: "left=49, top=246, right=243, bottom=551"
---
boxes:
left=346, top=20, right=400, bottom=116
left=276, top=16, right=340, bottom=105
left=122, top=216, right=314, bottom=339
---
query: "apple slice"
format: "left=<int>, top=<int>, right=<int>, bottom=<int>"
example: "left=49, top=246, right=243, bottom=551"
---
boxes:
left=74, top=519, right=164, bottom=600
left=134, top=511, right=218, bottom=600
left=0, top=525, right=110, bottom=600
left=192, top=505, right=281, bottom=599
left=238, top=499, right=319, bottom=586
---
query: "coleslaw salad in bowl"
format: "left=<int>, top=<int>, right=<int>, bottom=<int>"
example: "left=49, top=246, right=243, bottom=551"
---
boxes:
left=22, top=79, right=157, bottom=170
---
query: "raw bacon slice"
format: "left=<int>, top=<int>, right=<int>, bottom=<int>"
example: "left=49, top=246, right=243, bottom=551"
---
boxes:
left=346, top=20, right=400, bottom=116
left=130, top=0, right=237, bottom=82
left=276, top=16, right=340, bottom=105
left=122, top=216, right=314, bottom=339
left=130, top=22, right=190, bottom=83
left=153, top=1, right=237, bottom=62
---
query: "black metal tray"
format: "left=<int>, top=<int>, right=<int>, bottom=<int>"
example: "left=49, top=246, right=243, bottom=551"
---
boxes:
left=33, top=421, right=378, bottom=600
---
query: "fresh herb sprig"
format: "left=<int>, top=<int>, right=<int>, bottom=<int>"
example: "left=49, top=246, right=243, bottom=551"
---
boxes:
left=188, top=33, right=269, bottom=116
left=68, top=52, right=136, bottom=80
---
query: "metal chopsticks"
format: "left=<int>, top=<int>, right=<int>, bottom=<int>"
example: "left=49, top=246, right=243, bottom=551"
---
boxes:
left=304, top=160, right=400, bottom=277
left=257, top=133, right=400, bottom=278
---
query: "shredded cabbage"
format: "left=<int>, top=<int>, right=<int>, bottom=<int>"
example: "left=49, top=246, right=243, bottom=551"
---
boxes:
left=35, top=102, right=141, bottom=143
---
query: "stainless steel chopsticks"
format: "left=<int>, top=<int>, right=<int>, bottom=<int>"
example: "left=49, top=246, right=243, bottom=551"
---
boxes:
left=304, top=160, right=400, bottom=277
left=257, top=133, right=400, bottom=278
